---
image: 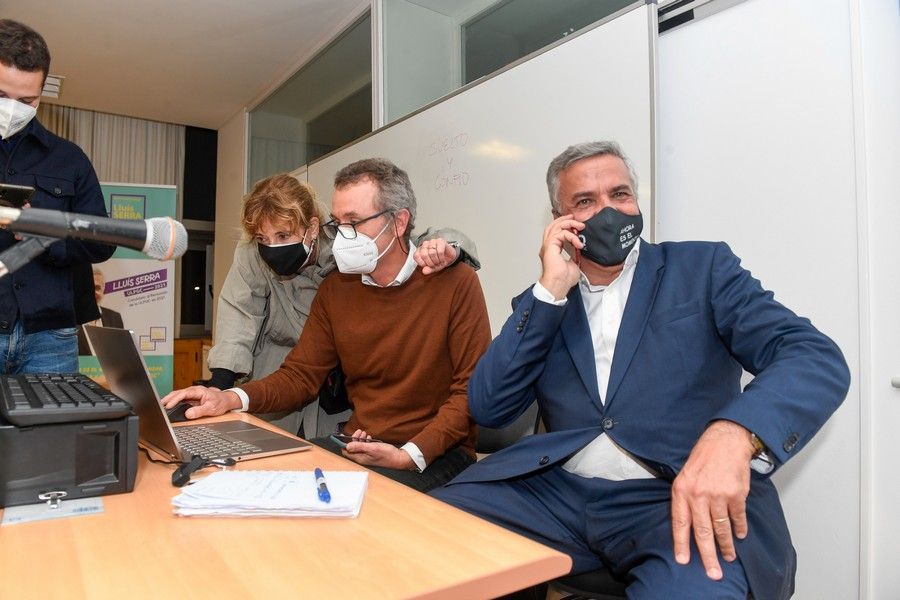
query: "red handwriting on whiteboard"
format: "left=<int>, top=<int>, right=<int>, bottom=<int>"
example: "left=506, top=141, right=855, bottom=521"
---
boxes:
left=428, top=133, right=469, bottom=156
left=434, top=157, right=470, bottom=191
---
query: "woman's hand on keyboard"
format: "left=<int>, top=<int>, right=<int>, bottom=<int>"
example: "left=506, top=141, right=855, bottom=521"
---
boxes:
left=160, top=386, right=242, bottom=419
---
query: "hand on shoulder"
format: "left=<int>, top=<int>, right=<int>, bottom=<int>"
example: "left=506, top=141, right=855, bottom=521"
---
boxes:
left=414, top=238, right=460, bottom=275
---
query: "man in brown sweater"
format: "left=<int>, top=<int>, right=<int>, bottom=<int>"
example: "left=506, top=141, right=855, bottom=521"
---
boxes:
left=163, top=158, right=491, bottom=491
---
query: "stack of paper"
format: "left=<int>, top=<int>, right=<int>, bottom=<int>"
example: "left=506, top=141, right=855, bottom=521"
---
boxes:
left=172, top=470, right=368, bottom=518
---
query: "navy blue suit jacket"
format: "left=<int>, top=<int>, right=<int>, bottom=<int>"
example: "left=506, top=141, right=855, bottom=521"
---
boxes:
left=453, top=240, right=849, bottom=599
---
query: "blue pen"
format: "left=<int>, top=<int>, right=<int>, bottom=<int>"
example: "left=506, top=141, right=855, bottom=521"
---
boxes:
left=314, top=467, right=331, bottom=503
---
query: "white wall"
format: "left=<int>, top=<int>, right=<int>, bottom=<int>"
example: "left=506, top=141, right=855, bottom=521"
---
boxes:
left=858, top=0, right=900, bottom=597
left=212, top=109, right=247, bottom=340
left=657, top=0, right=862, bottom=597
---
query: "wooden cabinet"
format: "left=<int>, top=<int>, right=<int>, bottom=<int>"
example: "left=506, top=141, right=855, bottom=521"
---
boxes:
left=173, top=337, right=211, bottom=390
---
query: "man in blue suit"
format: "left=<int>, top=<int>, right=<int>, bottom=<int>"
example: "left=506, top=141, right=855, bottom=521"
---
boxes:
left=431, top=141, right=849, bottom=599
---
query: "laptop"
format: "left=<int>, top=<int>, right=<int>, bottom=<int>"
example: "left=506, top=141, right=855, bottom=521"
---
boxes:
left=83, top=325, right=311, bottom=461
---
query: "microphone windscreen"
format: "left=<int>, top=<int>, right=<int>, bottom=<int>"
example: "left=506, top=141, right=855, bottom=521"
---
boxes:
left=144, top=217, right=189, bottom=260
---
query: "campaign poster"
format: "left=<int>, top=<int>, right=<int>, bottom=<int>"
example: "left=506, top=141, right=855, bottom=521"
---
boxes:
left=79, top=183, right=177, bottom=396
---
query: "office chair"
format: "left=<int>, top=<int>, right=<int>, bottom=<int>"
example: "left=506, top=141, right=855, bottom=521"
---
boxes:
left=550, top=568, right=628, bottom=599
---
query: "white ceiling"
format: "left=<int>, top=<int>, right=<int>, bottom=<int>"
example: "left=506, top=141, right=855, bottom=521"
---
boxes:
left=2, top=0, right=369, bottom=129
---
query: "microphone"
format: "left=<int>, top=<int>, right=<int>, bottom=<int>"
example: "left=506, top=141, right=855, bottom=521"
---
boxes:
left=0, top=206, right=188, bottom=260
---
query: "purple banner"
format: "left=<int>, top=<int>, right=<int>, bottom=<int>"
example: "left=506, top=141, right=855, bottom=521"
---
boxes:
left=105, top=268, right=168, bottom=295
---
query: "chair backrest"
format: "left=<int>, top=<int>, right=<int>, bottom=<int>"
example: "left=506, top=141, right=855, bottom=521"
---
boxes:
left=476, top=401, right=541, bottom=455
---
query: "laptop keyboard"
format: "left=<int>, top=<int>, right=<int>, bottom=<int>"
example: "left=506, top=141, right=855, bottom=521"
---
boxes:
left=174, top=425, right=262, bottom=459
left=0, top=373, right=132, bottom=427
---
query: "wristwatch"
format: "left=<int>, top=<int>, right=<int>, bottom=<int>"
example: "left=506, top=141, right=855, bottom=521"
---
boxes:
left=448, top=240, right=462, bottom=264
left=749, top=432, right=774, bottom=474
left=750, top=432, right=766, bottom=456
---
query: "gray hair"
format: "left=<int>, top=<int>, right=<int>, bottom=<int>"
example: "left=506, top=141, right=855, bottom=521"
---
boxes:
left=333, top=157, right=417, bottom=240
left=546, top=141, right=639, bottom=213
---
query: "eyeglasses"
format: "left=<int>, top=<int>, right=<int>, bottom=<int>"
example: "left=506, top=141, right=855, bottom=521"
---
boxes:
left=323, top=209, right=392, bottom=240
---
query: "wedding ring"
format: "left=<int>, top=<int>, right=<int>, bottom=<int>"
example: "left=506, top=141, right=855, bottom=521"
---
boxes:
left=713, top=517, right=729, bottom=523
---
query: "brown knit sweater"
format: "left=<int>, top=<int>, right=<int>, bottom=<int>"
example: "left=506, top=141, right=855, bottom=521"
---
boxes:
left=240, top=264, right=491, bottom=463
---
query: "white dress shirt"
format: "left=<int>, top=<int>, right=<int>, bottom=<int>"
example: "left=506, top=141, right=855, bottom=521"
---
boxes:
left=532, top=239, right=656, bottom=481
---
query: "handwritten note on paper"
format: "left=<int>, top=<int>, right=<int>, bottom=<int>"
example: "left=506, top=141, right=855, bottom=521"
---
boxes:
left=171, top=470, right=368, bottom=518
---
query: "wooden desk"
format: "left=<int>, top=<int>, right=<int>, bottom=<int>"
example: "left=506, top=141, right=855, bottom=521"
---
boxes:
left=0, top=414, right=571, bottom=599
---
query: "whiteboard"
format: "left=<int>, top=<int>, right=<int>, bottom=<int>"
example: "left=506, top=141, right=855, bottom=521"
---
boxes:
left=308, top=3, right=655, bottom=333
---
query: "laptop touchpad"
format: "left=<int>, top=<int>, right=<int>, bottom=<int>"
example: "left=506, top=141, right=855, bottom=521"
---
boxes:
left=211, top=421, right=288, bottom=442
left=231, top=428, right=283, bottom=443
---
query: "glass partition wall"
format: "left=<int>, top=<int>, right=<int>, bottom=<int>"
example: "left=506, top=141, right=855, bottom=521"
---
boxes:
left=462, top=0, right=635, bottom=83
left=247, top=1, right=635, bottom=182
left=248, top=13, right=372, bottom=188
left=382, top=0, right=634, bottom=124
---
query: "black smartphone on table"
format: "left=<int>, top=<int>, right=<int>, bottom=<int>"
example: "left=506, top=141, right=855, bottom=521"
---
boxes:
left=0, top=183, right=35, bottom=208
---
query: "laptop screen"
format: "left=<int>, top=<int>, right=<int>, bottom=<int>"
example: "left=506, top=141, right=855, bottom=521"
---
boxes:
left=83, top=325, right=312, bottom=462
left=83, top=325, right=183, bottom=459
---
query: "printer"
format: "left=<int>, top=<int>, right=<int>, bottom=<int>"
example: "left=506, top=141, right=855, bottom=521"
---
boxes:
left=0, top=413, right=138, bottom=508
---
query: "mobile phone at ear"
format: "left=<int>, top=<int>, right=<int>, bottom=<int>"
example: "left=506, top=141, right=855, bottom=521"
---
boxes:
left=570, top=227, right=582, bottom=265
left=330, top=433, right=382, bottom=448
left=0, top=183, right=35, bottom=208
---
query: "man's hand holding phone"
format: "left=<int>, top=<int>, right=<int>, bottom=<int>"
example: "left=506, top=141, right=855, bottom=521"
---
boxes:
left=570, top=227, right=582, bottom=266
left=538, top=214, right=584, bottom=300
left=329, top=432, right=382, bottom=448
left=0, top=184, right=34, bottom=239
left=0, top=183, right=35, bottom=209
left=332, top=428, right=415, bottom=470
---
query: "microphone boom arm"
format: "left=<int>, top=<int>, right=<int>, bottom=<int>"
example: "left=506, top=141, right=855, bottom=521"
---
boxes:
left=0, top=235, right=58, bottom=279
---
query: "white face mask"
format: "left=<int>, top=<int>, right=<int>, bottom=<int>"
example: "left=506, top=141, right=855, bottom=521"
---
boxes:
left=0, top=98, right=37, bottom=140
left=332, top=217, right=395, bottom=274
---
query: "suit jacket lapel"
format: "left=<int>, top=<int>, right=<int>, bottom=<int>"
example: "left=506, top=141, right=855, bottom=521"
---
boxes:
left=560, top=287, right=601, bottom=407
left=606, top=241, right=665, bottom=406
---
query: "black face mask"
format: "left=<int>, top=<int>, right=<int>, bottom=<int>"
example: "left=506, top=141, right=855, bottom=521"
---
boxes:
left=578, top=207, right=642, bottom=266
left=257, top=241, right=311, bottom=276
